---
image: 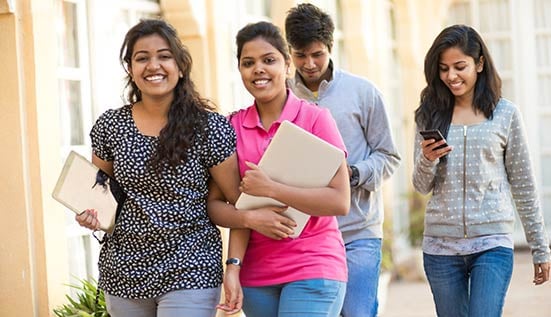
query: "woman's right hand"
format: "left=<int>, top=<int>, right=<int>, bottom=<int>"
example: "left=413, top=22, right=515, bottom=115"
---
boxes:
left=245, top=206, right=296, bottom=240
left=75, top=209, right=100, bottom=231
left=421, top=139, right=452, bottom=161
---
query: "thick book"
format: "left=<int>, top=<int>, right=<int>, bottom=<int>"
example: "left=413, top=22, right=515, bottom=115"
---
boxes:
left=52, top=151, right=125, bottom=233
left=235, top=120, right=345, bottom=238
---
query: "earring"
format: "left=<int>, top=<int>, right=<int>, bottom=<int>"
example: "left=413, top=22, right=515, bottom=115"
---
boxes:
left=179, top=71, right=184, bottom=78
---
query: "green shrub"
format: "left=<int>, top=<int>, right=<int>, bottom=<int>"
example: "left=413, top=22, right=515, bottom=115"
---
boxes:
left=53, top=277, right=109, bottom=317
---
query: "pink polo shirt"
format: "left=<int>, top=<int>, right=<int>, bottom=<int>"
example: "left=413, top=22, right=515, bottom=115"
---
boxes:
left=229, top=90, right=348, bottom=287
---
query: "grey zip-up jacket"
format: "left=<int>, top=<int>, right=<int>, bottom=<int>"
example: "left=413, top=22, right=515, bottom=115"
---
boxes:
left=413, top=98, right=550, bottom=263
left=288, top=65, right=401, bottom=243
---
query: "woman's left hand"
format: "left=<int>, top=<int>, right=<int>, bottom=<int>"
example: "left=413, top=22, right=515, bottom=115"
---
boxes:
left=533, top=262, right=550, bottom=285
left=239, top=162, right=275, bottom=197
left=217, top=267, right=243, bottom=315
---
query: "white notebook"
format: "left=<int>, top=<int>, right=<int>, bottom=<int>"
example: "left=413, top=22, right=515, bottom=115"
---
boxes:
left=235, top=120, right=345, bottom=238
left=52, top=151, right=120, bottom=233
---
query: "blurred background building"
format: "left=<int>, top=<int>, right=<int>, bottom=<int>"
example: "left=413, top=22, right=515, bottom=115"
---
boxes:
left=1, top=0, right=550, bottom=315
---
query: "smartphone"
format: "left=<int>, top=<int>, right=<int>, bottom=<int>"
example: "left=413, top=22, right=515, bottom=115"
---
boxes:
left=419, top=129, right=448, bottom=150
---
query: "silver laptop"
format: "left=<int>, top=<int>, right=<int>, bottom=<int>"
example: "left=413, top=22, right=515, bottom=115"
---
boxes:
left=235, top=120, right=345, bottom=238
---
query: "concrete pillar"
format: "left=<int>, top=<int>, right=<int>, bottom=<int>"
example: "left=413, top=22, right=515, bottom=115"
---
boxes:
left=161, top=0, right=212, bottom=103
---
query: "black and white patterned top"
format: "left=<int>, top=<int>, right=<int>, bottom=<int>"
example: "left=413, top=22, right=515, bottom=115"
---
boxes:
left=90, top=104, right=236, bottom=298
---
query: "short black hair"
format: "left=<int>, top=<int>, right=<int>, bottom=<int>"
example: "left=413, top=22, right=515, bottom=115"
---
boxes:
left=236, top=21, right=289, bottom=63
left=285, top=3, right=334, bottom=52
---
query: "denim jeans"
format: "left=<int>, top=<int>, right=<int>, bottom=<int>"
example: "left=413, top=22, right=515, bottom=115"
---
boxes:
left=242, top=278, right=346, bottom=317
left=340, top=238, right=382, bottom=317
left=423, top=246, right=513, bottom=317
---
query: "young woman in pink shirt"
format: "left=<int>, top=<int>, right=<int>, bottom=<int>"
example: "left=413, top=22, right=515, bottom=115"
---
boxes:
left=208, top=21, right=350, bottom=317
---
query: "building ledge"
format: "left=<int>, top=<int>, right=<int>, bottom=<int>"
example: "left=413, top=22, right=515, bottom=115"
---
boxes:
left=0, top=0, right=15, bottom=14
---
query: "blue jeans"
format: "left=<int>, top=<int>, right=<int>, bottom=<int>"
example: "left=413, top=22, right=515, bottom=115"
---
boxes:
left=341, top=238, right=382, bottom=317
left=423, top=246, right=513, bottom=317
left=242, top=278, right=346, bottom=317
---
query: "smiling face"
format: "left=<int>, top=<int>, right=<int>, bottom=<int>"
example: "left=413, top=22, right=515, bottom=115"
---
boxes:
left=129, top=34, right=181, bottom=102
left=238, top=37, right=289, bottom=108
left=439, top=46, right=484, bottom=103
left=290, top=40, right=331, bottom=91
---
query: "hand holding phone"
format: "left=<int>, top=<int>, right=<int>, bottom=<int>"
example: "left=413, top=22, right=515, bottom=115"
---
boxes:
left=419, top=129, right=448, bottom=150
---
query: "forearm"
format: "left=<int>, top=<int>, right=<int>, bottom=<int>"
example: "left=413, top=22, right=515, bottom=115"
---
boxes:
left=269, top=184, right=348, bottom=216
left=207, top=200, right=250, bottom=229
left=267, top=162, right=350, bottom=216
left=225, top=228, right=249, bottom=285
left=228, top=228, right=250, bottom=260
left=355, top=150, right=401, bottom=191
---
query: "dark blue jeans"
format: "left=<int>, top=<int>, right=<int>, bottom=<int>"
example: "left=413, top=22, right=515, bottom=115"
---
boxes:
left=423, top=246, right=514, bottom=317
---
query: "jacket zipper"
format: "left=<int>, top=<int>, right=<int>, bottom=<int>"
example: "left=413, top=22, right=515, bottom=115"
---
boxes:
left=462, top=125, right=468, bottom=237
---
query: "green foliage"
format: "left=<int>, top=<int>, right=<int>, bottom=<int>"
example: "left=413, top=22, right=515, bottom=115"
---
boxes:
left=381, top=215, right=394, bottom=271
left=408, top=191, right=427, bottom=247
left=53, top=277, right=110, bottom=317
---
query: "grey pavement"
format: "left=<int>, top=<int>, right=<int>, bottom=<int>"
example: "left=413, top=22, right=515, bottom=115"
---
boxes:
left=380, top=250, right=551, bottom=317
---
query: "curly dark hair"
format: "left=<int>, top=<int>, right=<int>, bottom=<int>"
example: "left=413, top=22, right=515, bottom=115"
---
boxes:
left=119, top=19, right=215, bottom=170
left=415, top=24, right=501, bottom=138
left=285, top=3, right=334, bottom=51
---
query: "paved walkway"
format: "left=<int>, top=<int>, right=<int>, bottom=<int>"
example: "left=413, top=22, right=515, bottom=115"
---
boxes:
left=381, top=250, right=551, bottom=317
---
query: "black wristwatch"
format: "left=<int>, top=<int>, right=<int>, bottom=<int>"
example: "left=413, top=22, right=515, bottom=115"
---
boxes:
left=225, top=257, right=242, bottom=267
left=350, top=165, right=360, bottom=186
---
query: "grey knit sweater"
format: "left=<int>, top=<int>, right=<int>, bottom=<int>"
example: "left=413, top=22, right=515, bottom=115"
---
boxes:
left=288, top=65, right=401, bottom=243
left=413, top=98, right=550, bottom=263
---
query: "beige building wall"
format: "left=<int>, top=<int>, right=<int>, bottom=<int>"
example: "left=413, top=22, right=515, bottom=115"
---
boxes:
left=394, top=0, right=452, bottom=180
left=0, top=0, right=69, bottom=316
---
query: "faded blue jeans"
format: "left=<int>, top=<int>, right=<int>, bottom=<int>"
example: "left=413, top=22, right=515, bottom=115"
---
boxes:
left=423, top=246, right=514, bottom=317
left=341, top=238, right=382, bottom=317
left=242, top=278, right=346, bottom=317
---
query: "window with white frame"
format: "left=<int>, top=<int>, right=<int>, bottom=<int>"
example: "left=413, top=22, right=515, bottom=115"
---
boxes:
left=447, top=0, right=515, bottom=101
left=56, top=0, right=95, bottom=282
left=56, top=0, right=161, bottom=282
left=382, top=0, right=410, bottom=250
left=57, top=0, right=92, bottom=154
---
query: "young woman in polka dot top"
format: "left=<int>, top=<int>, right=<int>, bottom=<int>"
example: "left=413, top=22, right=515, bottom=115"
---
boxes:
left=413, top=24, right=550, bottom=317
left=75, top=19, right=240, bottom=317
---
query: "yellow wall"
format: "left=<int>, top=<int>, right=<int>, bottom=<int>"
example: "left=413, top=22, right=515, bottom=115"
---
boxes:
left=0, top=0, right=68, bottom=315
left=394, top=0, right=452, bottom=185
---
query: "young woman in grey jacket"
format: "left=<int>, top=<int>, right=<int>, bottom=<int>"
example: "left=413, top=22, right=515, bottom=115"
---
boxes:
left=413, top=24, right=550, bottom=317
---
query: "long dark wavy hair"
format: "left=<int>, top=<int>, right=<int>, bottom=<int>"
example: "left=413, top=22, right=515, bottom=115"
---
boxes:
left=414, top=24, right=501, bottom=138
left=120, top=19, right=214, bottom=170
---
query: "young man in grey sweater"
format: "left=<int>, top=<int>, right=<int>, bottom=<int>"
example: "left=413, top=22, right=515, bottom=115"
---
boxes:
left=285, top=4, right=401, bottom=317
